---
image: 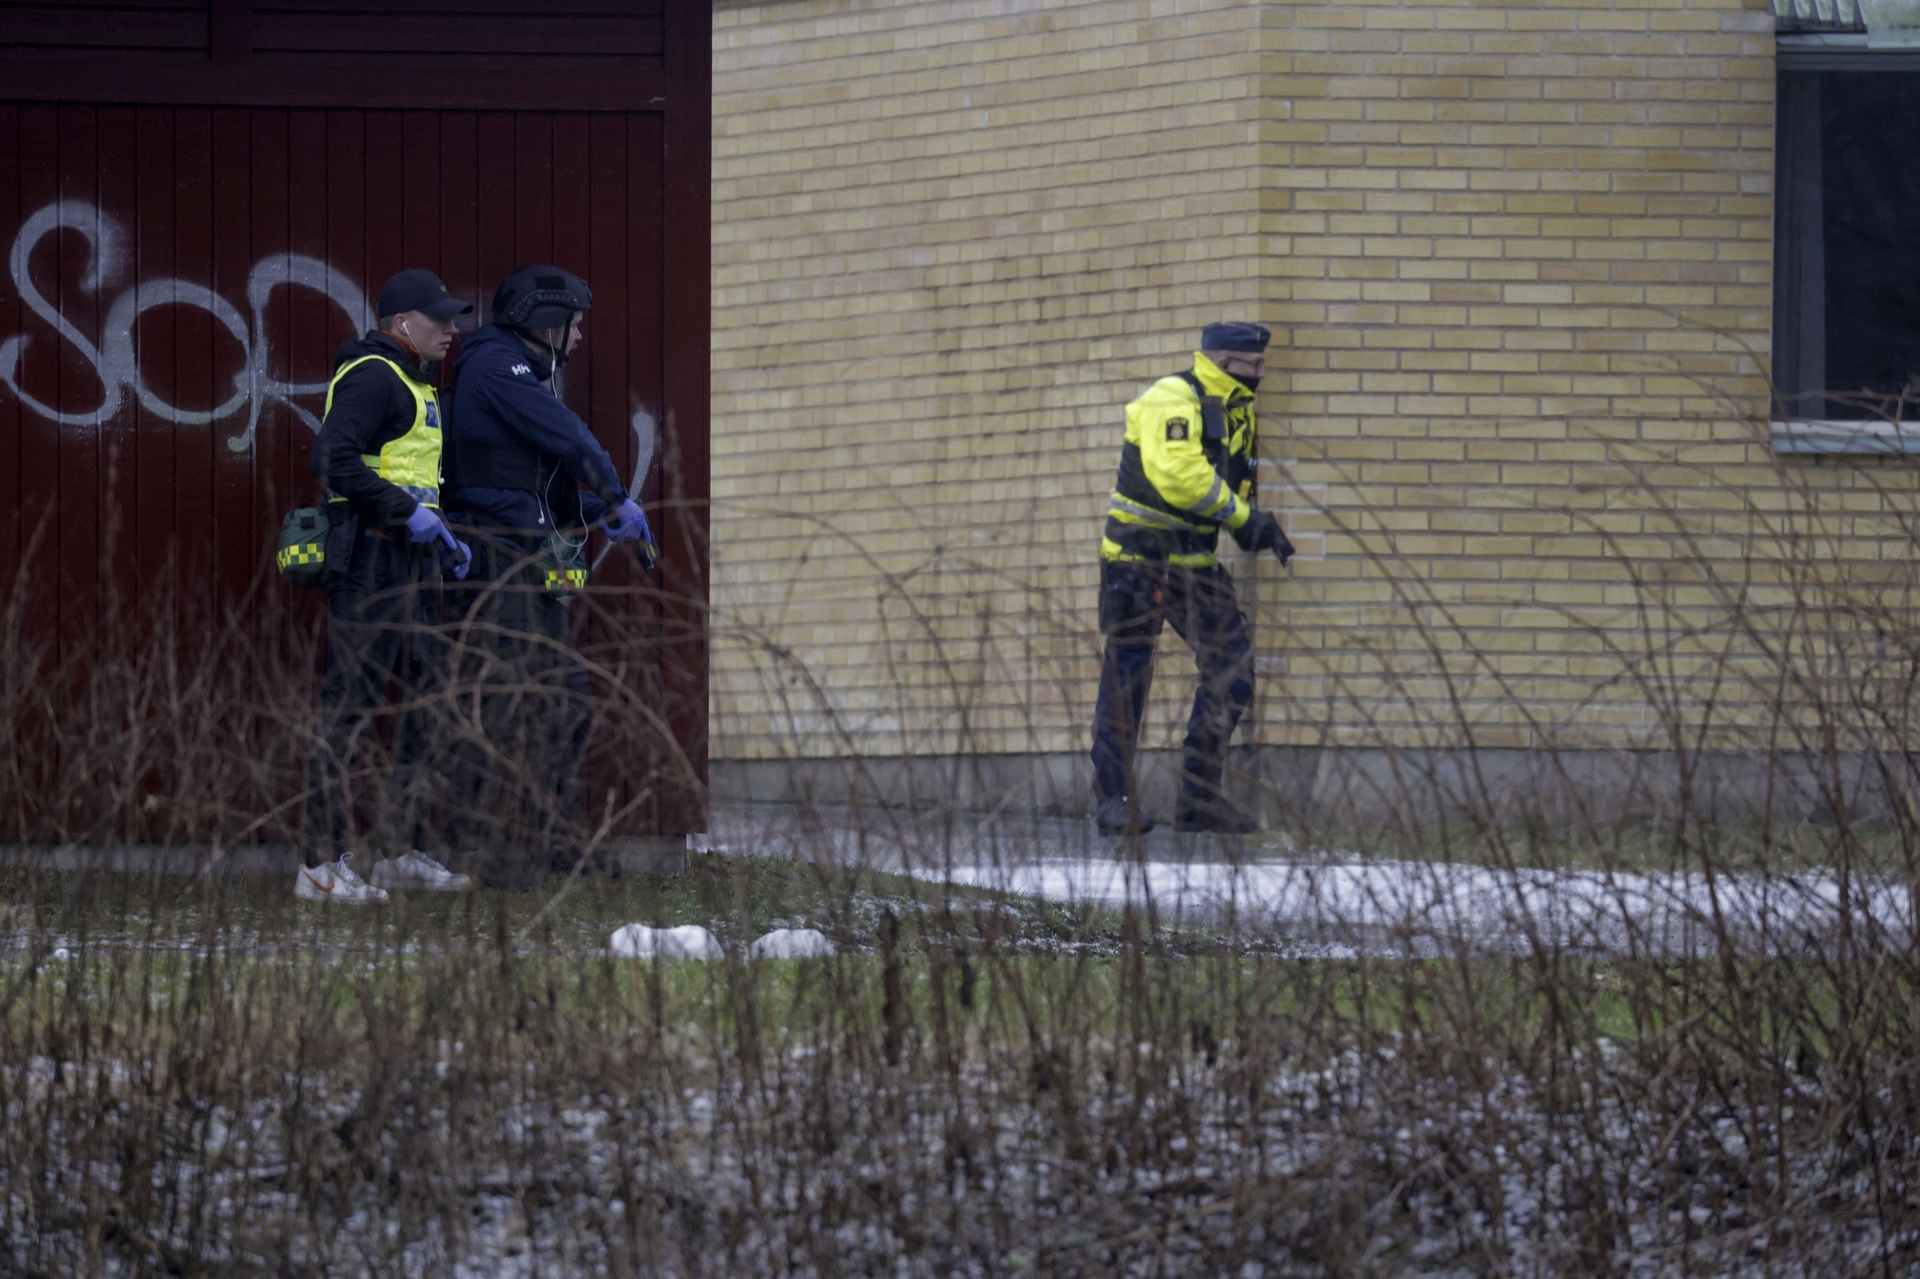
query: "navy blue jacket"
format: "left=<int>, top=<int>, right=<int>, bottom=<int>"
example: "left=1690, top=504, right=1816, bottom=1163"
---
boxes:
left=442, top=324, right=625, bottom=538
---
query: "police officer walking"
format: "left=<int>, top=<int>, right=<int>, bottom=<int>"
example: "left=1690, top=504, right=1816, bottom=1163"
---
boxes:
left=1091, top=322, right=1293, bottom=836
left=441, top=265, right=654, bottom=887
left=298, top=269, right=476, bottom=903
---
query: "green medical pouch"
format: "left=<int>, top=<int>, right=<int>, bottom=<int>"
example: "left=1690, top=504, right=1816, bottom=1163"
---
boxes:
left=539, top=531, right=588, bottom=593
left=275, top=504, right=332, bottom=590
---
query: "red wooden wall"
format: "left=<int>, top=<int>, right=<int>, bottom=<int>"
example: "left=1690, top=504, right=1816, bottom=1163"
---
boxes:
left=0, top=2, right=711, bottom=837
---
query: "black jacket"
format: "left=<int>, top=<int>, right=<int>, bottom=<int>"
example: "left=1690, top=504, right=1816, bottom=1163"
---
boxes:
left=309, top=331, right=436, bottom=529
left=442, top=323, right=625, bottom=538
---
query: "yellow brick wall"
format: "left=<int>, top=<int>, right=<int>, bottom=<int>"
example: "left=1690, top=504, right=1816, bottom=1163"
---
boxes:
left=712, top=0, right=1278, bottom=759
left=1257, top=0, right=1782, bottom=753
left=711, top=0, right=1904, bottom=766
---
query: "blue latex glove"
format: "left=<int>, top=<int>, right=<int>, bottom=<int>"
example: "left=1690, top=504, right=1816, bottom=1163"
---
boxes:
left=604, top=498, right=651, bottom=545
left=407, top=503, right=472, bottom=580
left=604, top=497, right=658, bottom=570
left=439, top=536, right=473, bottom=581
left=405, top=503, right=450, bottom=544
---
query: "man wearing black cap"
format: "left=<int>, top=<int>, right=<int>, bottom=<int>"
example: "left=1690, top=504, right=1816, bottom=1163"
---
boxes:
left=298, top=269, right=477, bottom=903
left=1091, top=322, right=1294, bottom=836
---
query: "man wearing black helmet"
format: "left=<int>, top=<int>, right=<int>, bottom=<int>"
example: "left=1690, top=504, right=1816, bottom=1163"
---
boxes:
left=300, top=268, right=476, bottom=904
left=441, top=264, right=654, bottom=885
left=1090, top=322, right=1294, bottom=837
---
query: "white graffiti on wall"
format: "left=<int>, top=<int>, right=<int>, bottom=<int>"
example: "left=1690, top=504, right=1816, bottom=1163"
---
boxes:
left=0, top=201, right=372, bottom=453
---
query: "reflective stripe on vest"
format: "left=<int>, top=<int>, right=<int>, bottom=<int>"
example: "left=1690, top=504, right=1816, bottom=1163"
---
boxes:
left=322, top=354, right=442, bottom=509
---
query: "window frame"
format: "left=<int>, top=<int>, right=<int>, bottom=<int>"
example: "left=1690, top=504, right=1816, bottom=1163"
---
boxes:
left=1771, top=37, right=1920, bottom=454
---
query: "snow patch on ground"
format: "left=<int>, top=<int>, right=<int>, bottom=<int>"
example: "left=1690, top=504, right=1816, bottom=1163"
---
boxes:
left=608, top=924, right=723, bottom=960
left=747, top=927, right=836, bottom=959
left=608, top=926, right=839, bottom=961
left=708, top=804, right=1915, bottom=957
left=922, top=855, right=1914, bottom=956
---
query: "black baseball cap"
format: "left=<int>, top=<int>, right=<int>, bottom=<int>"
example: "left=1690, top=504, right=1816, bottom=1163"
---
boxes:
left=377, top=268, right=473, bottom=320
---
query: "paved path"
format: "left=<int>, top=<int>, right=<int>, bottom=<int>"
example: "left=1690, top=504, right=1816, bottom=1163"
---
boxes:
left=711, top=803, right=1916, bottom=958
left=5, top=806, right=1911, bottom=958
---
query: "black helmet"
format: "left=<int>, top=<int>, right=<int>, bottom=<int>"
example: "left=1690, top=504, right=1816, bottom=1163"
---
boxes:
left=492, top=265, right=592, bottom=331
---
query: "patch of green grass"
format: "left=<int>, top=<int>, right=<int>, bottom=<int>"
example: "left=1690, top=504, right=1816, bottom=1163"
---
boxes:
left=1, top=855, right=1900, bottom=1073
left=0, top=887, right=1808, bottom=1062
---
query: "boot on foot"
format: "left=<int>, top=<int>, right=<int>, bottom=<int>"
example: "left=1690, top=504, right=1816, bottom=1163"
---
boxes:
left=1173, top=798, right=1260, bottom=835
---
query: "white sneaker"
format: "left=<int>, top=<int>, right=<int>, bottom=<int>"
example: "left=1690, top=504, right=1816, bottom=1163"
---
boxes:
left=295, top=853, right=390, bottom=904
left=368, top=850, right=472, bottom=892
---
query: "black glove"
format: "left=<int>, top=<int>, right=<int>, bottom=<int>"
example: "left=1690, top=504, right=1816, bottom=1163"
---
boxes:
left=1233, top=508, right=1295, bottom=565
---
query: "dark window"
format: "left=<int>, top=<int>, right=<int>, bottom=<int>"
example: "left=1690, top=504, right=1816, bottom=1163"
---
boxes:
left=1774, top=70, right=1920, bottom=426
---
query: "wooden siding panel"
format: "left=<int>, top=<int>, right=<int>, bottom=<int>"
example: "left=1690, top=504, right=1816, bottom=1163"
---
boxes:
left=0, top=105, right=17, bottom=579
left=398, top=111, right=440, bottom=299
left=96, top=105, right=139, bottom=613
left=210, top=107, right=255, bottom=608
left=472, top=113, right=516, bottom=322
left=435, top=111, right=477, bottom=340
left=2, top=6, right=210, bottom=52
left=513, top=114, right=554, bottom=265
left=362, top=111, right=404, bottom=303
left=55, top=105, right=101, bottom=649
left=14, top=105, right=56, bottom=635
left=131, top=106, right=175, bottom=614
left=170, top=107, right=215, bottom=616
left=0, top=91, right=706, bottom=833
left=250, top=14, right=661, bottom=58
left=253, top=0, right=658, bottom=13
left=282, top=108, right=330, bottom=524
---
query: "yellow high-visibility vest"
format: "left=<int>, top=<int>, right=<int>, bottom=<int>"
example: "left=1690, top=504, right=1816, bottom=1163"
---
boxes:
left=321, top=354, right=442, bottom=509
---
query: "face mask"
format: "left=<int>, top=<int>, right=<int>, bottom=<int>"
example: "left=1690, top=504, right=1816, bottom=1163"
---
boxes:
left=1230, top=372, right=1261, bottom=392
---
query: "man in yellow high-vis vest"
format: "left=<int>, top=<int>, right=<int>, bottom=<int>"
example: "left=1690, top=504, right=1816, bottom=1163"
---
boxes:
left=299, top=269, right=475, bottom=904
left=1092, top=322, right=1294, bottom=837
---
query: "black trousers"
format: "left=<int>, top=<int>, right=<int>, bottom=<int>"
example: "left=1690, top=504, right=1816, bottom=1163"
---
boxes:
left=442, top=536, right=591, bottom=883
left=304, top=530, right=443, bottom=862
left=1090, top=561, right=1254, bottom=809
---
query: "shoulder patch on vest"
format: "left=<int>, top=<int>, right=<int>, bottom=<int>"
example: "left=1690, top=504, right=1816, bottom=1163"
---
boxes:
left=1165, top=418, right=1189, bottom=441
